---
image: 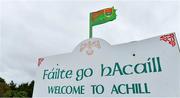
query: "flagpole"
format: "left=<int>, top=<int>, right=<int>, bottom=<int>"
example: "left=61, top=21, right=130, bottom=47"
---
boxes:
left=89, top=26, right=92, bottom=39
left=89, top=14, right=92, bottom=39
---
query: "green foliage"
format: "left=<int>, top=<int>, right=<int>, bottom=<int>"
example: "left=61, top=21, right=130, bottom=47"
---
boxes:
left=4, top=90, right=28, bottom=97
left=18, top=81, right=34, bottom=97
left=0, top=77, right=5, bottom=83
left=0, top=82, right=10, bottom=97
left=9, top=81, right=17, bottom=90
left=0, top=77, right=34, bottom=97
left=16, top=91, right=28, bottom=97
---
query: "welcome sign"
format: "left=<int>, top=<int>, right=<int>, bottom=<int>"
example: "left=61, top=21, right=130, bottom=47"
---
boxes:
left=33, top=33, right=180, bottom=97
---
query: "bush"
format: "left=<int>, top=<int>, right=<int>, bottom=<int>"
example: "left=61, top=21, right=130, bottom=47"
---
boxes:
left=0, top=77, right=34, bottom=97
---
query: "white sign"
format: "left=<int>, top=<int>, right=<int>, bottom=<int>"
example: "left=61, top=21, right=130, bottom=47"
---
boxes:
left=33, top=33, right=180, bottom=97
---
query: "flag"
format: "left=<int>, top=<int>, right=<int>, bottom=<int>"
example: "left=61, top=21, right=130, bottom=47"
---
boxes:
left=90, top=7, right=116, bottom=26
left=89, top=7, right=117, bottom=38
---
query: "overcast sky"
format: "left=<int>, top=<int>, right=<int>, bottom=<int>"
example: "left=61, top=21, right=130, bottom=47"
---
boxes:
left=0, top=0, right=180, bottom=84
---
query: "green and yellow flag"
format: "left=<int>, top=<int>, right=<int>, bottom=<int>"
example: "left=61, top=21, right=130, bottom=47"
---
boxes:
left=89, top=7, right=117, bottom=38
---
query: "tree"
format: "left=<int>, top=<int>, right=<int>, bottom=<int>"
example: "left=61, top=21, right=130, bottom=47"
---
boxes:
left=9, top=81, right=16, bottom=90
left=3, top=90, right=15, bottom=97
left=28, top=80, right=34, bottom=97
left=0, top=77, right=5, bottom=83
left=0, top=77, right=35, bottom=97
left=0, top=77, right=10, bottom=97
left=16, top=91, right=28, bottom=97
left=17, top=80, right=34, bottom=97
left=3, top=90, right=28, bottom=97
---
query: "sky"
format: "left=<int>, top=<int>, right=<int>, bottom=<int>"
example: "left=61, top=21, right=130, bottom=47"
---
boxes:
left=0, top=0, right=180, bottom=84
